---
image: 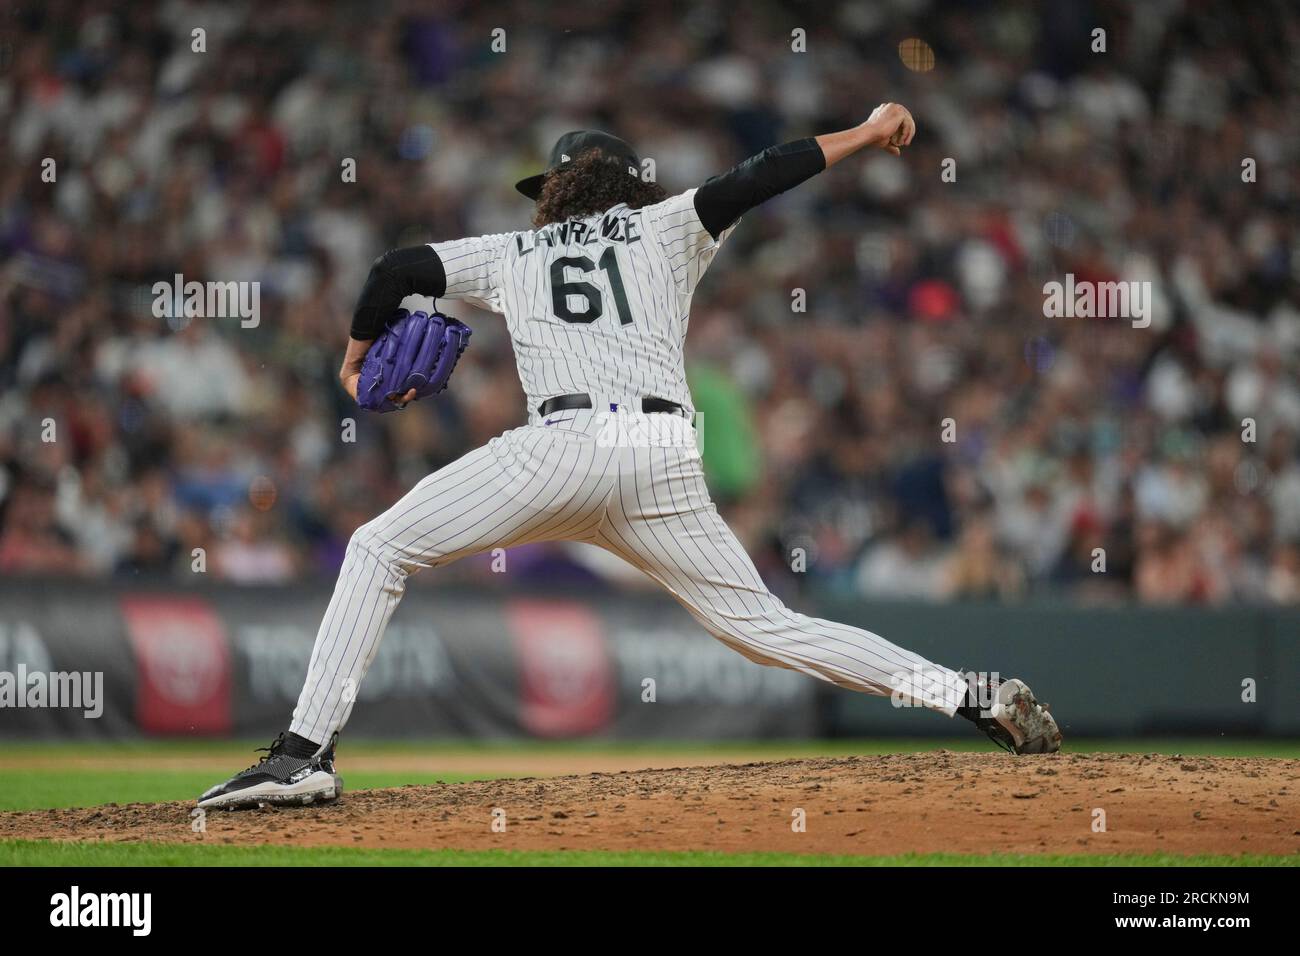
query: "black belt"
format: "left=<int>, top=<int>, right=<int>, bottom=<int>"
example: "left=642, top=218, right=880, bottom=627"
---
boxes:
left=538, top=393, right=684, bottom=418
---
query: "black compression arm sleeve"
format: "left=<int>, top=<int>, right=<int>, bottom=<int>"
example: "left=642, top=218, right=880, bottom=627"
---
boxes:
left=692, top=138, right=826, bottom=239
left=350, top=245, right=447, bottom=340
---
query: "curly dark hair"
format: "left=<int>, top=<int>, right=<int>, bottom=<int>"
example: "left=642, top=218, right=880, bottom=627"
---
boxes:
left=532, top=148, right=667, bottom=227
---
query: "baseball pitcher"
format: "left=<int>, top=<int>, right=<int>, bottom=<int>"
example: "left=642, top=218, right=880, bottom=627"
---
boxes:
left=200, top=104, right=1061, bottom=809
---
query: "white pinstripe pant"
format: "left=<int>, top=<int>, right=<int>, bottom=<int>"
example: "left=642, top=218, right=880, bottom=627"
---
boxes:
left=291, top=409, right=967, bottom=744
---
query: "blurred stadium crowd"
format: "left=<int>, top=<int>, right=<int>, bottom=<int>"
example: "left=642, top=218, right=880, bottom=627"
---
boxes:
left=1, top=0, right=1298, bottom=605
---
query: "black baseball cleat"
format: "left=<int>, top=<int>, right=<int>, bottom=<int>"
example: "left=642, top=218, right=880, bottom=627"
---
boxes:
left=959, top=675, right=1062, bottom=755
left=197, top=732, right=343, bottom=810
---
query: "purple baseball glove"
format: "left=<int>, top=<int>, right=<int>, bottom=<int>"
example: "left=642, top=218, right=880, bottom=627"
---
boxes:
left=356, top=309, right=472, bottom=413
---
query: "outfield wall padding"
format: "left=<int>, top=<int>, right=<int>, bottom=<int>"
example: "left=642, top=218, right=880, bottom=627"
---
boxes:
left=0, top=581, right=1293, bottom=739
left=816, top=599, right=1297, bottom=738
left=0, top=580, right=814, bottom=740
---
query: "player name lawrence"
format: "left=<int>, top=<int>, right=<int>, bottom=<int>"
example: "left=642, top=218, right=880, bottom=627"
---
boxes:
left=515, top=209, right=643, bottom=253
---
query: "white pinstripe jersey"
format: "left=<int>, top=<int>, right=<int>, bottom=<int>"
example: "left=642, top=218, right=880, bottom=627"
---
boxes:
left=429, top=189, right=735, bottom=420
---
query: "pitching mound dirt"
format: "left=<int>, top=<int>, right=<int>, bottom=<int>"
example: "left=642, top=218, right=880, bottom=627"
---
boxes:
left=3, top=753, right=1297, bottom=858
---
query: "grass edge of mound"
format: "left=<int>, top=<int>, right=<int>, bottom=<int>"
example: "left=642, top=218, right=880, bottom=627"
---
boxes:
left=2, top=839, right=1297, bottom=867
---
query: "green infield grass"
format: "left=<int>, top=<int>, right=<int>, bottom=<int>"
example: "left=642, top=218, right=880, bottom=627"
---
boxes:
left=1, top=840, right=1295, bottom=867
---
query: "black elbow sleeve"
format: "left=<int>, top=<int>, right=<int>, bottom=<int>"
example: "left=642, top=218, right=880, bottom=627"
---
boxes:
left=350, top=245, right=447, bottom=340
left=694, top=137, right=826, bottom=239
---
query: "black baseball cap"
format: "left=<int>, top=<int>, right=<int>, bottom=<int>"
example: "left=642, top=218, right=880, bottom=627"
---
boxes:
left=515, top=130, right=641, bottom=200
